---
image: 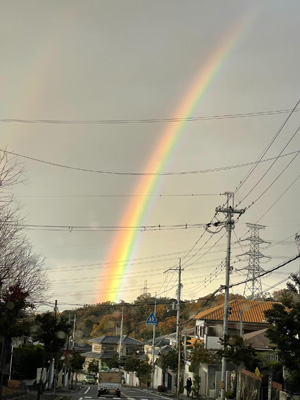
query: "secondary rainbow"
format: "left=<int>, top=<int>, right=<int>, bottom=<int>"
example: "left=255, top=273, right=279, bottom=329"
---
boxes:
left=97, top=7, right=262, bottom=302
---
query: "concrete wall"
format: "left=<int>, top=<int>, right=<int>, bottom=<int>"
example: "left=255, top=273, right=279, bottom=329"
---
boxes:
left=205, top=336, right=222, bottom=349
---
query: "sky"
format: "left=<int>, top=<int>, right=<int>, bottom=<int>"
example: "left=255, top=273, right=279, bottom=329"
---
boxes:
left=1, top=0, right=300, bottom=312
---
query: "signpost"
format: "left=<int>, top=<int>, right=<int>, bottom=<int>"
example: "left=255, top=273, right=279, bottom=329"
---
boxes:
left=146, top=312, right=157, bottom=326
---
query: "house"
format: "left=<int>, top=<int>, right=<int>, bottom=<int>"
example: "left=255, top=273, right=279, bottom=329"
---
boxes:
left=192, top=300, right=279, bottom=398
left=194, top=299, right=278, bottom=349
left=82, top=335, right=144, bottom=371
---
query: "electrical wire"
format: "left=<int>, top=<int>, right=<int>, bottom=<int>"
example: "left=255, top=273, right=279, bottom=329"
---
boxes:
left=235, top=100, right=300, bottom=196
left=16, top=193, right=220, bottom=198
left=1, top=108, right=299, bottom=125
left=2, top=148, right=300, bottom=176
left=21, top=222, right=206, bottom=232
left=238, top=125, right=300, bottom=207
left=229, top=253, right=300, bottom=289
left=256, top=169, right=300, bottom=223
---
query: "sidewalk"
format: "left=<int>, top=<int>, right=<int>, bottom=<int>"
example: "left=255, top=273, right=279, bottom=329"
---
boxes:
left=144, top=387, right=207, bottom=400
left=12, top=385, right=81, bottom=400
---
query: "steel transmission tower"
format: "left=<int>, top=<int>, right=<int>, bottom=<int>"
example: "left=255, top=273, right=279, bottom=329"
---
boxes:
left=242, top=223, right=269, bottom=299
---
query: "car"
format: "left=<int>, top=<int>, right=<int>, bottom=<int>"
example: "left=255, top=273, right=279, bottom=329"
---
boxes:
left=82, top=375, right=96, bottom=384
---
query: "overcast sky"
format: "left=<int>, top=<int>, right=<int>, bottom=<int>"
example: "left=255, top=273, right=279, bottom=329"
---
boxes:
left=1, top=1, right=300, bottom=311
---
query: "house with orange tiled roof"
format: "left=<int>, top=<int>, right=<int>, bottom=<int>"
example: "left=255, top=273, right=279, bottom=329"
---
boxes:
left=194, top=299, right=278, bottom=349
left=190, top=300, right=280, bottom=398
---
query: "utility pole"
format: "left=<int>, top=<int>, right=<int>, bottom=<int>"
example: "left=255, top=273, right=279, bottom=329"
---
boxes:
left=72, top=313, right=76, bottom=350
left=151, top=295, right=157, bottom=388
left=176, top=259, right=182, bottom=350
left=216, top=192, right=245, bottom=400
left=295, top=234, right=300, bottom=274
left=176, top=329, right=181, bottom=397
left=119, top=308, right=124, bottom=362
left=53, top=300, right=58, bottom=395
left=164, top=259, right=182, bottom=396
left=164, top=259, right=182, bottom=349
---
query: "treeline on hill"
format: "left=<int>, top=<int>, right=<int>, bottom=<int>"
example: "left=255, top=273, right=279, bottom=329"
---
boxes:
left=61, top=289, right=288, bottom=342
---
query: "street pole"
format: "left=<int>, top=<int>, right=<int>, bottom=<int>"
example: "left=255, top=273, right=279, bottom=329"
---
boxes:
left=176, top=329, right=181, bottom=397
left=176, top=259, right=182, bottom=350
left=54, top=300, right=58, bottom=395
left=72, top=313, right=76, bottom=350
left=119, top=308, right=124, bottom=362
left=216, top=193, right=245, bottom=400
left=151, top=295, right=157, bottom=388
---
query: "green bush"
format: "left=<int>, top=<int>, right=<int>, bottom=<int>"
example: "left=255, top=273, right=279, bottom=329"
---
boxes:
left=157, top=385, right=167, bottom=392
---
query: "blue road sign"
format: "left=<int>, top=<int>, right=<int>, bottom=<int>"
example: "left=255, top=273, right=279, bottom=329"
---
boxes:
left=146, top=312, right=157, bottom=325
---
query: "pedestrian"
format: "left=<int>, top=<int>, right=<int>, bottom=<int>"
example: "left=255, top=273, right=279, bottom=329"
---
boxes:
left=186, top=377, right=192, bottom=397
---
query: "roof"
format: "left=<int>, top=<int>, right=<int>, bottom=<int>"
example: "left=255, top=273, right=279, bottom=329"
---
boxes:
left=187, top=337, right=203, bottom=346
left=82, top=351, right=103, bottom=360
left=89, top=335, right=143, bottom=346
left=194, top=300, right=278, bottom=324
left=82, top=350, right=118, bottom=360
left=244, top=328, right=271, bottom=350
left=73, top=342, right=92, bottom=353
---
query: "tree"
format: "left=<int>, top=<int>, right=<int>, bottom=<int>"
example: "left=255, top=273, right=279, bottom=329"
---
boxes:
left=0, top=151, right=48, bottom=304
left=136, top=359, right=152, bottom=385
left=12, top=344, right=44, bottom=380
left=217, top=335, right=258, bottom=399
left=188, top=342, right=213, bottom=398
left=124, top=355, right=140, bottom=373
left=87, top=359, right=99, bottom=375
left=0, top=283, right=33, bottom=399
left=65, top=350, right=85, bottom=387
left=33, top=312, right=71, bottom=398
left=106, top=354, right=120, bottom=370
left=265, top=273, right=300, bottom=396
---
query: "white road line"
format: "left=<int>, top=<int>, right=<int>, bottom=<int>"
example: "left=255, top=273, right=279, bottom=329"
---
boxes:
left=84, top=386, right=91, bottom=395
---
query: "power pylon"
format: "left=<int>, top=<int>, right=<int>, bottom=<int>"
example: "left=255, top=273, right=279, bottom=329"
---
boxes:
left=143, top=280, right=148, bottom=295
left=242, top=223, right=269, bottom=299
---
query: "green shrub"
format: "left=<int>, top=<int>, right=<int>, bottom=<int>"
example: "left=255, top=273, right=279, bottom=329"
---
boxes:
left=157, top=385, right=167, bottom=392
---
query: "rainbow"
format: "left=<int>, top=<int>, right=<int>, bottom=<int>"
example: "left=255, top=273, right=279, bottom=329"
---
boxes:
left=97, top=6, right=264, bottom=302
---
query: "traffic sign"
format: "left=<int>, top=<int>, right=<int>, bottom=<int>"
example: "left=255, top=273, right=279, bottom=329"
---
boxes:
left=146, top=312, right=157, bottom=325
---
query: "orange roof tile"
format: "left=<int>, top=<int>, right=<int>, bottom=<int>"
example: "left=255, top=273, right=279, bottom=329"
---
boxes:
left=187, top=337, right=202, bottom=346
left=194, top=299, right=279, bottom=324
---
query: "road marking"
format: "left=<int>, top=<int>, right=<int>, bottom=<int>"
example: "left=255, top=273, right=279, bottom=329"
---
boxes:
left=84, top=387, right=91, bottom=395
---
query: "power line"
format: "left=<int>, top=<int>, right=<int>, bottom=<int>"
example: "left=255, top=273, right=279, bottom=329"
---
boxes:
left=21, top=222, right=206, bottom=232
left=15, top=193, right=220, bottom=198
left=256, top=169, right=300, bottom=223
left=245, top=145, right=300, bottom=212
left=1, top=148, right=300, bottom=176
left=238, top=125, right=300, bottom=207
left=229, top=253, right=300, bottom=289
left=1, top=108, right=299, bottom=125
left=235, top=100, right=300, bottom=196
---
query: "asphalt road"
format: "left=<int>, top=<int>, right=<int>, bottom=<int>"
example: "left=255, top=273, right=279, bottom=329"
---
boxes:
left=75, top=385, right=168, bottom=400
